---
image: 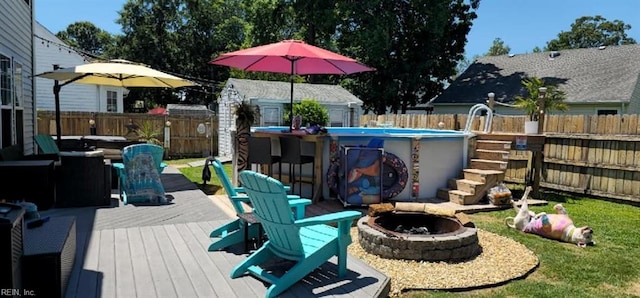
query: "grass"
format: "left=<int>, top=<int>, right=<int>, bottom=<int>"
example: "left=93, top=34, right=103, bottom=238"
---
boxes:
left=404, top=191, right=640, bottom=298
left=177, top=162, right=232, bottom=196
left=171, top=159, right=640, bottom=297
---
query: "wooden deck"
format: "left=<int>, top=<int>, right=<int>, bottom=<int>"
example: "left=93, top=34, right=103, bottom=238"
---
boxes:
left=40, top=166, right=390, bottom=298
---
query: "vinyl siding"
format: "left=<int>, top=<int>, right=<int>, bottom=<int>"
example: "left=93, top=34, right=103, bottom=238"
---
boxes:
left=34, top=22, right=124, bottom=113
left=0, top=0, right=35, bottom=154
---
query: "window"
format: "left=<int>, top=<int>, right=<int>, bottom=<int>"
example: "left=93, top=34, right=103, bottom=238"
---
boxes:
left=14, top=63, right=22, bottom=107
left=329, top=109, right=345, bottom=127
left=261, top=107, right=281, bottom=126
left=597, top=109, right=618, bottom=116
left=107, top=91, right=118, bottom=112
left=1, top=55, right=11, bottom=106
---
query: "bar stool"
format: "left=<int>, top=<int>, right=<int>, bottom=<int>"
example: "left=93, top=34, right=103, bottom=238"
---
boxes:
left=279, top=136, right=315, bottom=198
left=247, top=136, right=281, bottom=180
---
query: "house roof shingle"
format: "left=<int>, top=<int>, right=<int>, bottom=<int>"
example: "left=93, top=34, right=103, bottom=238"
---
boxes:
left=433, top=44, right=640, bottom=106
left=227, top=78, right=363, bottom=105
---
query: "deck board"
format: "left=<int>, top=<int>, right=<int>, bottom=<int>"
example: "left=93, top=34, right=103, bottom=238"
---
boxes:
left=38, top=165, right=390, bottom=298
left=138, top=226, right=177, bottom=298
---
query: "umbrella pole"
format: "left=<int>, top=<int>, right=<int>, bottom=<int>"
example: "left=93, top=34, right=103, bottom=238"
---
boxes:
left=289, top=62, right=294, bottom=132
left=53, top=80, right=62, bottom=148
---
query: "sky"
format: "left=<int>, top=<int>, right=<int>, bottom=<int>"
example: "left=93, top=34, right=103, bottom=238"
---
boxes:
left=35, top=0, right=640, bottom=59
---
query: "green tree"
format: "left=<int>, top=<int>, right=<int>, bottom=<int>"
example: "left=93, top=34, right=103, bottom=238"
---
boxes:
left=56, top=21, right=115, bottom=57
left=546, top=15, right=637, bottom=51
left=514, top=77, right=568, bottom=121
left=486, top=38, right=510, bottom=56
left=115, top=0, right=247, bottom=110
left=336, top=0, right=480, bottom=114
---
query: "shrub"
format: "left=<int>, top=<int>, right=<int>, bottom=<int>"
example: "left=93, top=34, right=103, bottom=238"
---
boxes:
left=284, top=99, right=329, bottom=126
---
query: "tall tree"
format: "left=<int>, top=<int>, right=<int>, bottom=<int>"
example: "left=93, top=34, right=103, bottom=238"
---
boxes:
left=546, top=15, right=637, bottom=51
left=56, top=21, right=115, bottom=57
left=337, top=0, right=480, bottom=114
left=486, top=37, right=510, bottom=56
left=115, top=0, right=247, bottom=109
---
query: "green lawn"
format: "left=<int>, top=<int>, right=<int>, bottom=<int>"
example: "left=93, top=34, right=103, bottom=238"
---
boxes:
left=405, top=192, right=640, bottom=298
left=174, top=161, right=640, bottom=297
left=178, top=163, right=232, bottom=196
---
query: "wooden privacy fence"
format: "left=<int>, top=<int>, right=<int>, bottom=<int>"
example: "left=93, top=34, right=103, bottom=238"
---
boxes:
left=361, top=113, right=640, bottom=203
left=37, top=111, right=218, bottom=158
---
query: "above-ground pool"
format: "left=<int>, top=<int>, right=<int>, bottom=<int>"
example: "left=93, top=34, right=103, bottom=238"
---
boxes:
left=252, top=126, right=472, bottom=202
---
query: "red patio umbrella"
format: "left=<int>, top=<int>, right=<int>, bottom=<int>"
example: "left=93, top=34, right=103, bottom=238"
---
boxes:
left=148, top=107, right=168, bottom=115
left=209, top=39, right=375, bottom=128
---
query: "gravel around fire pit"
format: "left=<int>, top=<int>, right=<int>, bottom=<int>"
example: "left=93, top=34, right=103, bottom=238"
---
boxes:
left=348, top=227, right=539, bottom=297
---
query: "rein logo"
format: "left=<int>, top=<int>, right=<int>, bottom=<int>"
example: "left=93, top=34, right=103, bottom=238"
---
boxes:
left=0, top=289, right=20, bottom=296
left=1, top=289, right=35, bottom=296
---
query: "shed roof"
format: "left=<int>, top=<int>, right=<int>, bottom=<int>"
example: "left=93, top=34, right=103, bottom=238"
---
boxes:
left=433, top=44, right=640, bottom=106
left=226, top=78, right=363, bottom=105
left=167, top=104, right=214, bottom=115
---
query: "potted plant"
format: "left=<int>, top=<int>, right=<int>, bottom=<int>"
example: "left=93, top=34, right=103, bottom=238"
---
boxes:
left=233, top=100, right=256, bottom=171
left=514, top=77, right=568, bottom=134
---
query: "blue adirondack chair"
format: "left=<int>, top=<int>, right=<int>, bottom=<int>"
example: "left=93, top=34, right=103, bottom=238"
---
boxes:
left=113, top=144, right=168, bottom=205
left=233, top=170, right=361, bottom=298
left=208, top=158, right=311, bottom=252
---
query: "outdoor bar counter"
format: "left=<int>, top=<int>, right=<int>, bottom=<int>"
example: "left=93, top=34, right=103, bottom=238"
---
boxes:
left=250, top=126, right=472, bottom=204
left=252, top=129, right=326, bottom=203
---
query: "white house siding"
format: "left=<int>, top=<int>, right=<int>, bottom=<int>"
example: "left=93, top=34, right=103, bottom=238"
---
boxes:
left=34, top=22, right=124, bottom=113
left=0, top=0, right=35, bottom=154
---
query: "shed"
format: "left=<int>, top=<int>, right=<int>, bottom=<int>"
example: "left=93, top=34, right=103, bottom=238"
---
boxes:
left=217, top=78, right=364, bottom=158
left=166, top=104, right=215, bottom=116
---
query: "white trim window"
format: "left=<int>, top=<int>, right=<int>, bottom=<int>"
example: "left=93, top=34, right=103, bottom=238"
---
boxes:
left=261, top=106, right=281, bottom=126
left=328, top=109, right=346, bottom=127
left=106, top=90, right=118, bottom=112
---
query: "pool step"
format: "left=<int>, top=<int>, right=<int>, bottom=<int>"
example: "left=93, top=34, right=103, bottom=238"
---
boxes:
left=476, top=140, right=512, bottom=151
left=436, top=188, right=483, bottom=205
left=448, top=178, right=485, bottom=195
left=475, top=149, right=510, bottom=161
left=470, top=159, right=508, bottom=171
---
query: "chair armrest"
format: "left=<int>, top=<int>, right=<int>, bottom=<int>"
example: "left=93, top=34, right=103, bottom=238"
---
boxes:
left=288, top=198, right=312, bottom=219
left=160, top=162, right=168, bottom=172
left=294, top=211, right=361, bottom=227
left=233, top=187, right=246, bottom=193
left=229, top=194, right=251, bottom=203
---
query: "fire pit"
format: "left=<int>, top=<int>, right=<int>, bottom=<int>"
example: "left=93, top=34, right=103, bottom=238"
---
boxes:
left=357, top=212, right=481, bottom=262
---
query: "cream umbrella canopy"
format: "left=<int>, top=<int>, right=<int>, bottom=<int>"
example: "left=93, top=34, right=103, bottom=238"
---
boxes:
left=35, top=59, right=196, bottom=146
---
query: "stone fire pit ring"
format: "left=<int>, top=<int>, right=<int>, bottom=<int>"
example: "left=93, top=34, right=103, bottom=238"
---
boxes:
left=357, top=215, right=481, bottom=262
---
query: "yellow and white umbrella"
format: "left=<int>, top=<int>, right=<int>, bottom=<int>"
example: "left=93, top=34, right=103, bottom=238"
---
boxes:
left=35, top=59, right=196, bottom=144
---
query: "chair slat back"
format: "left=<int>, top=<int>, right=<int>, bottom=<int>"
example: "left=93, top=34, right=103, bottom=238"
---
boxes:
left=34, top=134, right=60, bottom=155
left=239, top=170, right=304, bottom=257
left=121, top=143, right=165, bottom=200
left=211, top=158, right=245, bottom=213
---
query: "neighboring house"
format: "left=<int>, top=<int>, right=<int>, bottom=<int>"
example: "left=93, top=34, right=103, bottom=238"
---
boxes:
left=218, top=78, right=363, bottom=158
left=0, top=0, right=35, bottom=153
left=432, top=44, right=640, bottom=116
left=34, top=21, right=126, bottom=113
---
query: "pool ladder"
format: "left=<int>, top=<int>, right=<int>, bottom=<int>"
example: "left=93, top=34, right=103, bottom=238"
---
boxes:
left=464, top=104, right=493, bottom=133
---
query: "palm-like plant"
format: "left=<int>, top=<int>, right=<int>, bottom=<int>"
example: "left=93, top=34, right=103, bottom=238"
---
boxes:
left=514, top=77, right=568, bottom=121
left=135, top=120, right=162, bottom=145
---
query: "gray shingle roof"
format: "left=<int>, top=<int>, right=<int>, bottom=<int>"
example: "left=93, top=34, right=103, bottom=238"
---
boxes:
left=433, top=44, right=640, bottom=105
left=227, top=78, right=363, bottom=105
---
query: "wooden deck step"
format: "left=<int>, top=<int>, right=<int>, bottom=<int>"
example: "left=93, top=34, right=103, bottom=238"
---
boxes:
left=476, top=140, right=512, bottom=151
left=450, top=178, right=485, bottom=195
left=470, top=159, right=508, bottom=171
left=475, top=149, right=510, bottom=161
left=448, top=189, right=483, bottom=205
left=436, top=188, right=452, bottom=201
left=463, top=168, right=505, bottom=183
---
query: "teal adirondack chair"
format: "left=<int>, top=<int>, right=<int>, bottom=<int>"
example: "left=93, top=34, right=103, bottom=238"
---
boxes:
left=233, top=170, right=361, bottom=298
left=208, top=158, right=310, bottom=252
left=113, top=144, right=168, bottom=205
left=34, top=134, right=61, bottom=155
